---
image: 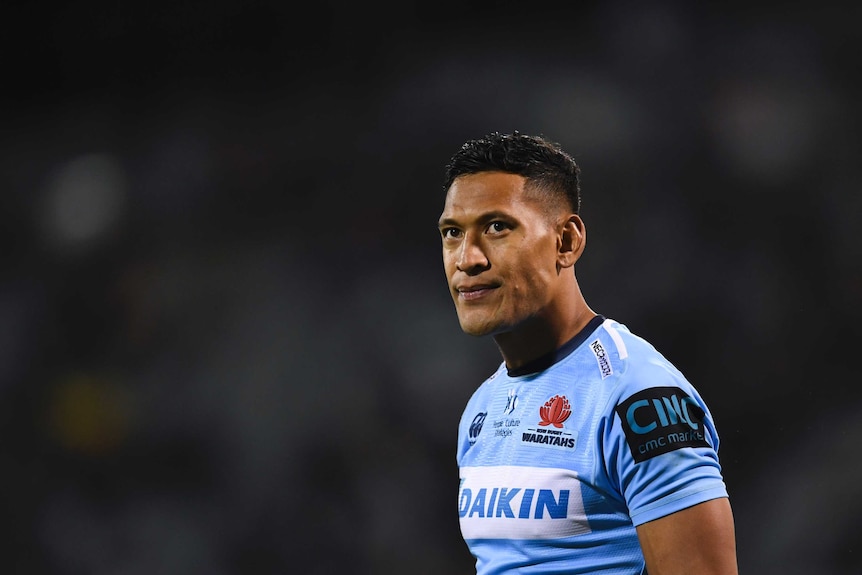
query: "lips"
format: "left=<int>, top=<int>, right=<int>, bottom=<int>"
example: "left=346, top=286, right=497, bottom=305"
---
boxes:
left=456, top=284, right=498, bottom=301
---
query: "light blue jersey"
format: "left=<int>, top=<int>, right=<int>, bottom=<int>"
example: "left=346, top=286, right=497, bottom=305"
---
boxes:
left=457, top=316, right=728, bottom=574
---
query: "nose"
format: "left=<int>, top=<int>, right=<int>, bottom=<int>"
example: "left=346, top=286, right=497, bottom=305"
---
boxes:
left=456, top=232, right=490, bottom=274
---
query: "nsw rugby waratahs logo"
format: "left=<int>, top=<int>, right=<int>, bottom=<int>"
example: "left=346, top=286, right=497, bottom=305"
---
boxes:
left=521, top=395, right=577, bottom=450
left=538, top=395, right=571, bottom=428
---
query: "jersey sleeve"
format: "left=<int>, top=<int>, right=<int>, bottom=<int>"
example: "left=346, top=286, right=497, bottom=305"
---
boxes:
left=601, top=360, right=729, bottom=527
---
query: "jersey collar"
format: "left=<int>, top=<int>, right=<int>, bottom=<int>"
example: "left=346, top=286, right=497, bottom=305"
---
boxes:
left=506, top=314, right=606, bottom=377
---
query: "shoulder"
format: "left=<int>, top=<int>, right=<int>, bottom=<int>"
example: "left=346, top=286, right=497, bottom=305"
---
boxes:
left=597, top=319, right=722, bottom=464
left=595, top=318, right=694, bottom=397
left=594, top=319, right=717, bottom=445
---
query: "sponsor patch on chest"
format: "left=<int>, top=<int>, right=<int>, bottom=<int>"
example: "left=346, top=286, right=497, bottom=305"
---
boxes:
left=458, top=465, right=591, bottom=540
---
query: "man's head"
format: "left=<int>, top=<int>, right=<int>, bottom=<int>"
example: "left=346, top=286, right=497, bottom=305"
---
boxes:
left=438, top=132, right=587, bottom=338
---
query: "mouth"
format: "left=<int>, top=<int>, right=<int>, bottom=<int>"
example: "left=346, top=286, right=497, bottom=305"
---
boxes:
left=456, top=284, right=498, bottom=301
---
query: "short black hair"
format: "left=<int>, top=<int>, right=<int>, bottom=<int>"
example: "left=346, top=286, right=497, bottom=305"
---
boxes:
left=443, top=131, right=581, bottom=214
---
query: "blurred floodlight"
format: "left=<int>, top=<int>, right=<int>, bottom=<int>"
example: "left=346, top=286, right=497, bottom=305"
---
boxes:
left=46, top=373, right=132, bottom=456
left=711, top=83, right=818, bottom=185
left=40, top=153, right=128, bottom=253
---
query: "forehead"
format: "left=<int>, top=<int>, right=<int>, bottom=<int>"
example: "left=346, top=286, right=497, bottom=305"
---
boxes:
left=440, top=172, right=535, bottom=220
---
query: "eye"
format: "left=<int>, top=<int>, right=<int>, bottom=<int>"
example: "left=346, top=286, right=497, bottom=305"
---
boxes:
left=487, top=221, right=510, bottom=234
left=441, top=227, right=462, bottom=239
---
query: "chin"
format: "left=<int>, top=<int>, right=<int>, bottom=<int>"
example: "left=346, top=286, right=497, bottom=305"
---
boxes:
left=457, top=315, right=506, bottom=337
left=460, top=324, right=492, bottom=337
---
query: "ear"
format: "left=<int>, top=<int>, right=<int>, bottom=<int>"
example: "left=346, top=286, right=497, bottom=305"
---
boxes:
left=557, top=214, right=586, bottom=270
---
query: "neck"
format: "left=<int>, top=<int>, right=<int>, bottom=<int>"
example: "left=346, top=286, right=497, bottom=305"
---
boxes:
left=493, top=279, right=596, bottom=373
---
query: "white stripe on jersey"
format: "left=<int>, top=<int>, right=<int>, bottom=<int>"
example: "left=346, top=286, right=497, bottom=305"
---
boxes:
left=602, top=319, right=629, bottom=359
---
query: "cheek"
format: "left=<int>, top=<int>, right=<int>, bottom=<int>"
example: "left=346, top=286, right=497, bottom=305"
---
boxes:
left=512, top=252, right=557, bottom=296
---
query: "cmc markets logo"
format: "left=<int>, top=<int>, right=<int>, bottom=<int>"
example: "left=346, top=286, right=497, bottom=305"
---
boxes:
left=615, top=386, right=710, bottom=463
left=538, top=395, right=571, bottom=428
left=468, top=412, right=487, bottom=444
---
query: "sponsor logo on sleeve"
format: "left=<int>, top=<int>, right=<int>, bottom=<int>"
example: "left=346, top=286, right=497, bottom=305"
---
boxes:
left=615, top=387, right=709, bottom=463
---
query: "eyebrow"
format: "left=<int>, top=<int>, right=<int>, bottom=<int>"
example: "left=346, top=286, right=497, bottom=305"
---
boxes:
left=438, top=211, right=515, bottom=229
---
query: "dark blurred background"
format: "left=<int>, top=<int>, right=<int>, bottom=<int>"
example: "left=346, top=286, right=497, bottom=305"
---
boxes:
left=1, top=1, right=860, bottom=573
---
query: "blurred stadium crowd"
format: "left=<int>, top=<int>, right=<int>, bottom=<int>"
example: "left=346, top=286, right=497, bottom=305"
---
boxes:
left=1, top=1, right=860, bottom=574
